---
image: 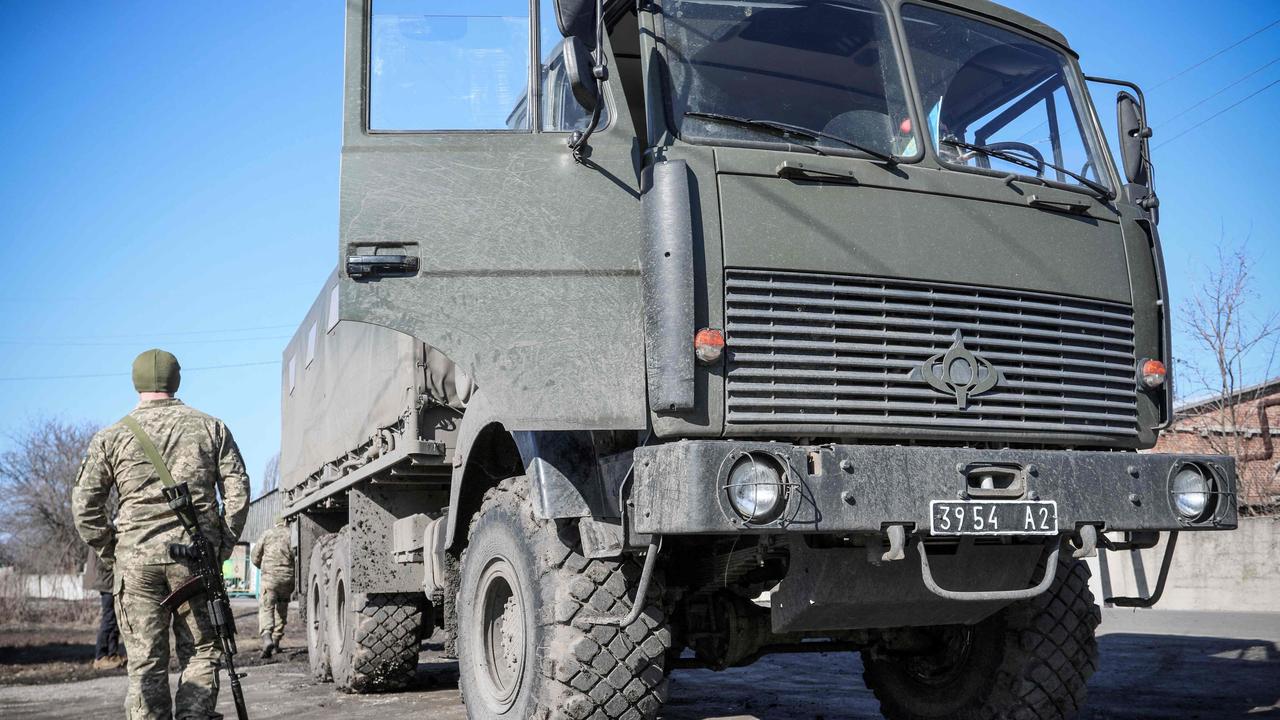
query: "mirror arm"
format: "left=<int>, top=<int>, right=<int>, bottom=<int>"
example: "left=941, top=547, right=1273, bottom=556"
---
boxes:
left=1086, top=75, right=1149, bottom=116
left=568, top=0, right=608, bottom=161
left=1088, top=74, right=1157, bottom=205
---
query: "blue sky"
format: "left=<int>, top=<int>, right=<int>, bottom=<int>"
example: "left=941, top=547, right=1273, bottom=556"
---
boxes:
left=1, top=1, right=1277, bottom=495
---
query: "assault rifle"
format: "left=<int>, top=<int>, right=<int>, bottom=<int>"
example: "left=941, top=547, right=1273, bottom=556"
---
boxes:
left=159, top=483, right=250, bottom=720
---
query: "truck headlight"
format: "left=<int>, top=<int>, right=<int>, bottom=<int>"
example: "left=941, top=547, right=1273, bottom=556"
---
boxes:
left=1169, top=464, right=1212, bottom=521
left=726, top=453, right=786, bottom=524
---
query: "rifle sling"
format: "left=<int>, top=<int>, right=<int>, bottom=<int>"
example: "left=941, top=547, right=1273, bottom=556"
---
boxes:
left=120, top=415, right=178, bottom=490
left=121, top=414, right=200, bottom=548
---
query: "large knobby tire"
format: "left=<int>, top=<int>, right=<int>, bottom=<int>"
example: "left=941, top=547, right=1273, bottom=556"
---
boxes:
left=326, top=531, right=426, bottom=693
left=456, top=477, right=672, bottom=720
left=307, top=533, right=339, bottom=682
left=862, top=550, right=1101, bottom=720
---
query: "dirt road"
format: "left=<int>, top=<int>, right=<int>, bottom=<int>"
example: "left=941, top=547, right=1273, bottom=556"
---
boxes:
left=1, top=603, right=1276, bottom=719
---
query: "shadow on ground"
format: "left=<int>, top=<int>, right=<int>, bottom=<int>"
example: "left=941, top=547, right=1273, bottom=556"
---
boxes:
left=1, top=612, right=1276, bottom=719
left=1080, top=634, right=1279, bottom=720
left=662, top=633, right=1279, bottom=719
left=0, top=641, right=95, bottom=665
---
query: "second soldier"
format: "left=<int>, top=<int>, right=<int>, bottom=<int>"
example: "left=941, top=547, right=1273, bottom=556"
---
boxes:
left=251, top=517, right=294, bottom=658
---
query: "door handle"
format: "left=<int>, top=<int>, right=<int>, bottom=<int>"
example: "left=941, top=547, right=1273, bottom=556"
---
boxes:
left=346, top=254, right=419, bottom=280
left=1026, top=194, right=1091, bottom=215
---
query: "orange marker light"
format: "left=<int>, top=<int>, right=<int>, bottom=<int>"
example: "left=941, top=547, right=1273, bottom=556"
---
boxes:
left=694, top=328, right=725, bottom=364
left=1140, top=359, right=1167, bottom=389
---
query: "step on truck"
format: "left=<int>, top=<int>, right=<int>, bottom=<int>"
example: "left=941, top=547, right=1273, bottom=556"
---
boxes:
left=280, top=1, right=1238, bottom=718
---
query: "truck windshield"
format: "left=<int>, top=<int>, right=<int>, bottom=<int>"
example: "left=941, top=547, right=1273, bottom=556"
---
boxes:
left=900, top=4, right=1109, bottom=191
left=659, top=0, right=916, bottom=159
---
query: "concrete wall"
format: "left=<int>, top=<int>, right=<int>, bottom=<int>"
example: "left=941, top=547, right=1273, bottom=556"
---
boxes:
left=0, top=567, right=95, bottom=600
left=1086, top=517, right=1279, bottom=613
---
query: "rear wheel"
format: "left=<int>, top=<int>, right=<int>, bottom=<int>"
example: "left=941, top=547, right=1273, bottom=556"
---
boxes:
left=456, top=476, right=672, bottom=720
left=326, top=530, right=426, bottom=693
left=861, top=551, right=1101, bottom=720
left=306, top=533, right=338, bottom=682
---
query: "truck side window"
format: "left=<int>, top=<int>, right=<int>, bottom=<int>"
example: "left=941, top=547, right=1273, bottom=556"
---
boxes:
left=369, top=0, right=532, bottom=132
left=537, top=1, right=608, bottom=132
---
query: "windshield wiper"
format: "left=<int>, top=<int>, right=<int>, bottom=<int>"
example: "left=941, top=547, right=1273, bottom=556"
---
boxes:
left=685, top=111, right=898, bottom=164
left=942, top=137, right=1113, bottom=201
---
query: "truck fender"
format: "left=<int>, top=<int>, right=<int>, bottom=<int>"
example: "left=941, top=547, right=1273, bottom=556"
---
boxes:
left=444, top=391, right=605, bottom=550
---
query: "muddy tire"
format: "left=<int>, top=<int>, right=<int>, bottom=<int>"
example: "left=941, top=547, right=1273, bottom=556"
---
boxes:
left=456, top=476, right=672, bottom=720
left=326, top=531, right=425, bottom=693
left=306, top=533, right=338, bottom=682
left=862, top=550, right=1101, bottom=720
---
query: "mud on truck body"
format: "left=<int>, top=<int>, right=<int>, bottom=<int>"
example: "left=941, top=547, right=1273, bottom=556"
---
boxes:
left=280, top=1, right=1238, bottom=718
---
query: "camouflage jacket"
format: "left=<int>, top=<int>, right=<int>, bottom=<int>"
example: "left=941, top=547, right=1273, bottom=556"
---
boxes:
left=251, top=523, right=294, bottom=587
left=72, top=398, right=251, bottom=568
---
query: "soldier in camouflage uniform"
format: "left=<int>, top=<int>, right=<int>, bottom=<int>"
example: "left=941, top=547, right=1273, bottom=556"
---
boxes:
left=73, top=349, right=251, bottom=720
left=250, top=518, right=294, bottom=658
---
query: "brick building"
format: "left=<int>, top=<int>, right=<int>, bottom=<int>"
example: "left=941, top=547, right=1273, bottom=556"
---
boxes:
left=1152, top=377, right=1280, bottom=513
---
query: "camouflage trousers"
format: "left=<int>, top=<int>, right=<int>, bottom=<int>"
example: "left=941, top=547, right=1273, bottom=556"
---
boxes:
left=257, top=583, right=291, bottom=644
left=116, top=561, right=222, bottom=720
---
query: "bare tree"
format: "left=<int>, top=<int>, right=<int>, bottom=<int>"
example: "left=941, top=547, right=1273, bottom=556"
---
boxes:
left=1178, top=240, right=1280, bottom=511
left=261, top=452, right=280, bottom=497
left=0, top=418, right=99, bottom=573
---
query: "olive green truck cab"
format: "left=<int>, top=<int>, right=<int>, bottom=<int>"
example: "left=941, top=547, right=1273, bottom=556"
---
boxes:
left=281, top=2, right=1237, bottom=718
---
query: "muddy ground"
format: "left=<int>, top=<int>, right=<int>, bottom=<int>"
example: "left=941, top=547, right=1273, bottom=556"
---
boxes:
left=1, top=600, right=1276, bottom=719
left=0, top=596, right=307, bottom=687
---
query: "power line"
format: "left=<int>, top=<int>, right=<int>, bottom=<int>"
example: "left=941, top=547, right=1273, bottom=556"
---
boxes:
left=1155, top=77, right=1280, bottom=149
left=1151, top=18, right=1280, bottom=91
left=0, top=323, right=297, bottom=343
left=0, top=360, right=279, bottom=383
left=101, top=323, right=297, bottom=338
left=1159, top=55, right=1280, bottom=125
left=0, top=334, right=290, bottom=348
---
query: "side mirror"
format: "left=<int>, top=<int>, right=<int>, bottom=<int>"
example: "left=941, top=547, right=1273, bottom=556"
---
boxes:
left=553, top=0, right=595, bottom=41
left=563, top=35, right=599, bottom=113
left=1117, top=91, right=1152, bottom=186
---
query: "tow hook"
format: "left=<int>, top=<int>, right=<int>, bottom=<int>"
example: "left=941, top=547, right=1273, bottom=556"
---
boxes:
left=867, top=524, right=909, bottom=563
left=1072, top=525, right=1099, bottom=559
left=882, top=525, right=908, bottom=562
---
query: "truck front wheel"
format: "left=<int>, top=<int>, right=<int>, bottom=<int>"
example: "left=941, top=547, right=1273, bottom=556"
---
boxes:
left=457, top=477, right=672, bottom=720
left=861, top=551, right=1101, bottom=720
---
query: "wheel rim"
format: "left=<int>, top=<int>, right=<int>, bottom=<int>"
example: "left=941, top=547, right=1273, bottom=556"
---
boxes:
left=474, top=556, right=526, bottom=711
left=330, top=573, right=347, bottom=657
left=904, top=626, right=976, bottom=687
left=310, top=579, right=323, bottom=650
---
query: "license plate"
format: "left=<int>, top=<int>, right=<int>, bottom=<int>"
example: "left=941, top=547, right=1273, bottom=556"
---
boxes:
left=929, top=500, right=1058, bottom=536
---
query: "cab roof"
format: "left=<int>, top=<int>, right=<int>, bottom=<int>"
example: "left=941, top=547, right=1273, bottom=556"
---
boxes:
left=607, top=0, right=1073, bottom=56
left=932, top=0, right=1073, bottom=54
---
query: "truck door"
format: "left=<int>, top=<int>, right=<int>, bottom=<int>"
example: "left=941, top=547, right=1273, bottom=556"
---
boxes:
left=336, top=0, right=647, bottom=432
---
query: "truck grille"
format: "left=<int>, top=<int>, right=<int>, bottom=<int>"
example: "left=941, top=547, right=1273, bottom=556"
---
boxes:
left=724, top=269, right=1139, bottom=437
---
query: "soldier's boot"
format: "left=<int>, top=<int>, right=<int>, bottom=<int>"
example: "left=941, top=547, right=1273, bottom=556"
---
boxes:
left=260, top=633, right=274, bottom=659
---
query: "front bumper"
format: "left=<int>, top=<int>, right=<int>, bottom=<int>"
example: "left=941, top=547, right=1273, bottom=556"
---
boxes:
left=631, top=441, right=1237, bottom=535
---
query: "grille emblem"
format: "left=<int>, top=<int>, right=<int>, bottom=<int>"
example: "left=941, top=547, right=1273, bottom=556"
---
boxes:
left=912, top=330, right=1002, bottom=410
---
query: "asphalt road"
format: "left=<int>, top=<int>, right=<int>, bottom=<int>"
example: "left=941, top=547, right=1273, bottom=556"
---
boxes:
left=1, top=607, right=1276, bottom=719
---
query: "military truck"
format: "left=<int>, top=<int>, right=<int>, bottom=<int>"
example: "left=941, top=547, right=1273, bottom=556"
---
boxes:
left=279, top=2, right=1238, bottom=718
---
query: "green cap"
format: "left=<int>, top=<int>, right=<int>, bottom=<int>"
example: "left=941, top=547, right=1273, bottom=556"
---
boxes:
left=132, top=349, right=181, bottom=394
